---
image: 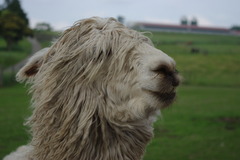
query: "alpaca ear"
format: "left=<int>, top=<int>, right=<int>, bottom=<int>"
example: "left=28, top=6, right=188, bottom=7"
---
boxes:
left=16, top=48, right=49, bottom=83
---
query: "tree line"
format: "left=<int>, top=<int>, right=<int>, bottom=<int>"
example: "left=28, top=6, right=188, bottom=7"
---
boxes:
left=0, top=0, right=33, bottom=50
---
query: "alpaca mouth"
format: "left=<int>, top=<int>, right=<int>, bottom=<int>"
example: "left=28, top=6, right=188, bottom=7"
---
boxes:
left=153, top=91, right=176, bottom=102
left=143, top=88, right=176, bottom=105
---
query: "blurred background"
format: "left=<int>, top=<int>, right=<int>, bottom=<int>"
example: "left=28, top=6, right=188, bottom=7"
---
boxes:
left=0, top=0, right=239, bottom=159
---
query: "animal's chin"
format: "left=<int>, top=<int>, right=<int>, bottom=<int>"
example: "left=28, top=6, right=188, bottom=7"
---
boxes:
left=155, top=91, right=176, bottom=108
left=143, top=89, right=176, bottom=108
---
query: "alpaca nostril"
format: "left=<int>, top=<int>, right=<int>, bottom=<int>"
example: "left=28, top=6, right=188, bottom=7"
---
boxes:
left=153, top=65, right=180, bottom=87
left=172, top=77, right=180, bottom=87
left=167, top=72, right=180, bottom=87
left=152, top=65, right=169, bottom=75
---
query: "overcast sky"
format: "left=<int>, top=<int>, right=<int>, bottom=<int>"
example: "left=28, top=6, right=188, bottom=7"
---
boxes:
left=1, top=0, right=240, bottom=30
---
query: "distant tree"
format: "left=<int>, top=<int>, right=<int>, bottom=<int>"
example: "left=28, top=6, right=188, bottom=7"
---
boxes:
left=231, top=25, right=240, bottom=31
left=35, top=22, right=53, bottom=31
left=3, top=0, right=12, bottom=7
left=181, top=16, right=188, bottom=25
left=4, top=0, right=29, bottom=25
left=191, top=17, right=198, bottom=26
left=117, top=16, right=125, bottom=24
left=0, top=10, right=32, bottom=50
left=0, top=0, right=32, bottom=50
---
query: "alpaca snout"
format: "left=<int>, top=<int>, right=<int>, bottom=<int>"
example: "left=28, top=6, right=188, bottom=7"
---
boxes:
left=168, top=71, right=180, bottom=87
left=152, top=64, right=181, bottom=87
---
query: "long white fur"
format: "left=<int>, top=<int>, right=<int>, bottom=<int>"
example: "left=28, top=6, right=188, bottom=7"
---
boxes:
left=4, top=17, right=180, bottom=160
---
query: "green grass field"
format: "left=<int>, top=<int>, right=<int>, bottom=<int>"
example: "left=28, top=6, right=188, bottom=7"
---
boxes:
left=149, top=32, right=240, bottom=87
left=0, top=38, right=31, bottom=68
left=0, top=85, right=30, bottom=157
left=0, top=32, right=240, bottom=159
left=144, top=86, right=240, bottom=160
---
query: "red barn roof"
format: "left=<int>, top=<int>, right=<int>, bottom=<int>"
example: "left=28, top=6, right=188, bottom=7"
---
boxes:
left=137, top=22, right=229, bottom=32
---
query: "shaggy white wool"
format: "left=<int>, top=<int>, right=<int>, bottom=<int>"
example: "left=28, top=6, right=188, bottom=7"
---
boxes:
left=4, top=17, right=180, bottom=160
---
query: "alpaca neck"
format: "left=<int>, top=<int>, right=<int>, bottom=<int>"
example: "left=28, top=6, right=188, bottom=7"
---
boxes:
left=71, top=115, right=154, bottom=160
left=29, top=84, right=156, bottom=160
left=30, top=111, right=154, bottom=160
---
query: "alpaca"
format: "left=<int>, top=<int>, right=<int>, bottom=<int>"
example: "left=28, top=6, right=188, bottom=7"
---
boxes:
left=4, top=17, right=181, bottom=160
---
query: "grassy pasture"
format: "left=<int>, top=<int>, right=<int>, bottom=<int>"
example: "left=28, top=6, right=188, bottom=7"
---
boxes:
left=0, top=85, right=30, bottom=157
left=149, top=32, right=240, bottom=87
left=0, top=32, right=240, bottom=159
left=0, top=38, right=32, bottom=86
left=145, top=32, right=240, bottom=160
left=144, top=86, right=240, bottom=160
left=0, top=38, right=31, bottom=68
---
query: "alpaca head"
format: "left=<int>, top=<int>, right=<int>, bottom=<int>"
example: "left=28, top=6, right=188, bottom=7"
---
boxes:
left=16, top=17, right=180, bottom=159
